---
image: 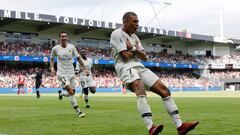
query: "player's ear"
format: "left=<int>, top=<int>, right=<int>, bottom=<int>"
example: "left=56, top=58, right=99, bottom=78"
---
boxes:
left=123, top=18, right=128, bottom=24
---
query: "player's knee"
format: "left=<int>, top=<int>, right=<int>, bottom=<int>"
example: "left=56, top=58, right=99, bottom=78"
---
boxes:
left=68, top=90, right=74, bottom=95
left=161, top=89, right=171, bottom=98
left=131, top=80, right=144, bottom=89
left=132, top=85, right=146, bottom=96
left=150, top=80, right=171, bottom=98
left=82, top=88, right=89, bottom=95
left=89, top=87, right=96, bottom=94
left=65, top=85, right=74, bottom=95
left=129, top=82, right=145, bottom=95
left=73, top=89, right=76, bottom=94
left=135, top=91, right=146, bottom=96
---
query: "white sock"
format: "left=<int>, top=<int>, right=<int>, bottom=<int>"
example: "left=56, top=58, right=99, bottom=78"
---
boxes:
left=84, top=95, right=89, bottom=105
left=61, top=91, right=69, bottom=97
left=69, top=95, right=80, bottom=113
left=137, top=96, right=153, bottom=130
left=163, top=96, right=182, bottom=128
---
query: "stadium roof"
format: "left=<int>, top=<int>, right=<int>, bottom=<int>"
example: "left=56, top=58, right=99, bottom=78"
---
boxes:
left=0, top=9, right=239, bottom=44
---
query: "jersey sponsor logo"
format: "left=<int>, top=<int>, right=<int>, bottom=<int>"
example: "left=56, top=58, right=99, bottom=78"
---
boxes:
left=58, top=57, right=72, bottom=61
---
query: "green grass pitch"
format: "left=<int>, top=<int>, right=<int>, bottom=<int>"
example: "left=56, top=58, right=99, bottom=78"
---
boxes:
left=0, top=92, right=240, bottom=135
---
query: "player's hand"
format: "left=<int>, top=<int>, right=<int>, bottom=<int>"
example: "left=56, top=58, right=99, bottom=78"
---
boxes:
left=50, top=67, right=55, bottom=73
left=75, top=70, right=79, bottom=75
left=84, top=69, right=90, bottom=76
left=50, top=67, right=55, bottom=75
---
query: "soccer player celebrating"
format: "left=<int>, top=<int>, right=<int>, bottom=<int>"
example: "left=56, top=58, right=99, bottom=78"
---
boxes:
left=50, top=31, right=87, bottom=118
left=76, top=50, right=96, bottom=108
left=110, top=12, right=199, bottom=135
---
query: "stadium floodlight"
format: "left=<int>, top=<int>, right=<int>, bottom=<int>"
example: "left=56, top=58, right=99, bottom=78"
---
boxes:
left=219, top=0, right=224, bottom=39
left=163, top=2, right=172, bottom=6
left=140, top=0, right=161, bottom=4
left=145, top=1, right=172, bottom=27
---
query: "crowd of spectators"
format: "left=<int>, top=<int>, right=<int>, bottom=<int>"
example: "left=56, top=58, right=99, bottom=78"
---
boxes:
left=0, top=41, right=52, bottom=56
left=155, top=70, right=213, bottom=87
left=0, top=65, right=218, bottom=88
left=207, top=54, right=240, bottom=64
left=146, top=51, right=197, bottom=64
left=209, top=70, right=240, bottom=79
left=1, top=40, right=240, bottom=89
left=0, top=41, right=202, bottom=64
left=0, top=65, right=121, bottom=88
left=1, top=41, right=240, bottom=65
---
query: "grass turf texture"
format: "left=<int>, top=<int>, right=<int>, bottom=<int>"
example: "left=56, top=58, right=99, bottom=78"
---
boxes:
left=0, top=92, right=240, bottom=135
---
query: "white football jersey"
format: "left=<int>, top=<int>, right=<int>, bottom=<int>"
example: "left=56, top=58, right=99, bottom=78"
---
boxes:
left=50, top=43, right=79, bottom=77
left=76, top=57, right=93, bottom=76
left=110, top=28, right=145, bottom=69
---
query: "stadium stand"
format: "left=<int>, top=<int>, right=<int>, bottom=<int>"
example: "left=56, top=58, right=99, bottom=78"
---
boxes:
left=0, top=9, right=240, bottom=92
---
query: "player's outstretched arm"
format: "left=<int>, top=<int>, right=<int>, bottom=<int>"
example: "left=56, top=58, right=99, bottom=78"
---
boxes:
left=77, top=56, right=86, bottom=70
left=50, top=58, right=55, bottom=73
left=77, top=56, right=90, bottom=75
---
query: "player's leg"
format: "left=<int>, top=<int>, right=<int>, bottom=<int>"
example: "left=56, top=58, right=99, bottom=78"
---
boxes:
left=69, top=76, right=85, bottom=117
left=87, top=86, right=96, bottom=108
left=17, top=84, right=20, bottom=95
left=121, top=84, right=126, bottom=94
left=89, top=87, right=96, bottom=94
left=122, top=68, right=163, bottom=134
left=82, top=87, right=90, bottom=108
left=88, top=77, right=96, bottom=94
left=59, top=76, right=84, bottom=117
left=80, top=76, right=91, bottom=108
left=85, top=77, right=96, bottom=108
left=151, top=80, right=199, bottom=134
left=142, top=69, right=199, bottom=134
left=58, top=77, right=69, bottom=100
left=36, top=86, right=40, bottom=98
left=36, top=83, right=40, bottom=98
left=58, top=88, right=69, bottom=100
left=21, top=85, right=24, bottom=95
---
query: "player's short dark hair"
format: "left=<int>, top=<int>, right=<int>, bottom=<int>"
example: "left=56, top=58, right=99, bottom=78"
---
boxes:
left=122, top=12, right=137, bottom=22
left=80, top=50, right=87, bottom=56
left=80, top=49, right=87, bottom=53
left=59, top=31, right=67, bottom=38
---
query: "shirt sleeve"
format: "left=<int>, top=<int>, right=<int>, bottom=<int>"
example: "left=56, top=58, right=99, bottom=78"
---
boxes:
left=72, top=45, right=80, bottom=58
left=50, top=47, right=56, bottom=59
left=89, top=58, right=93, bottom=67
left=110, top=31, right=127, bottom=54
left=75, top=62, right=80, bottom=71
